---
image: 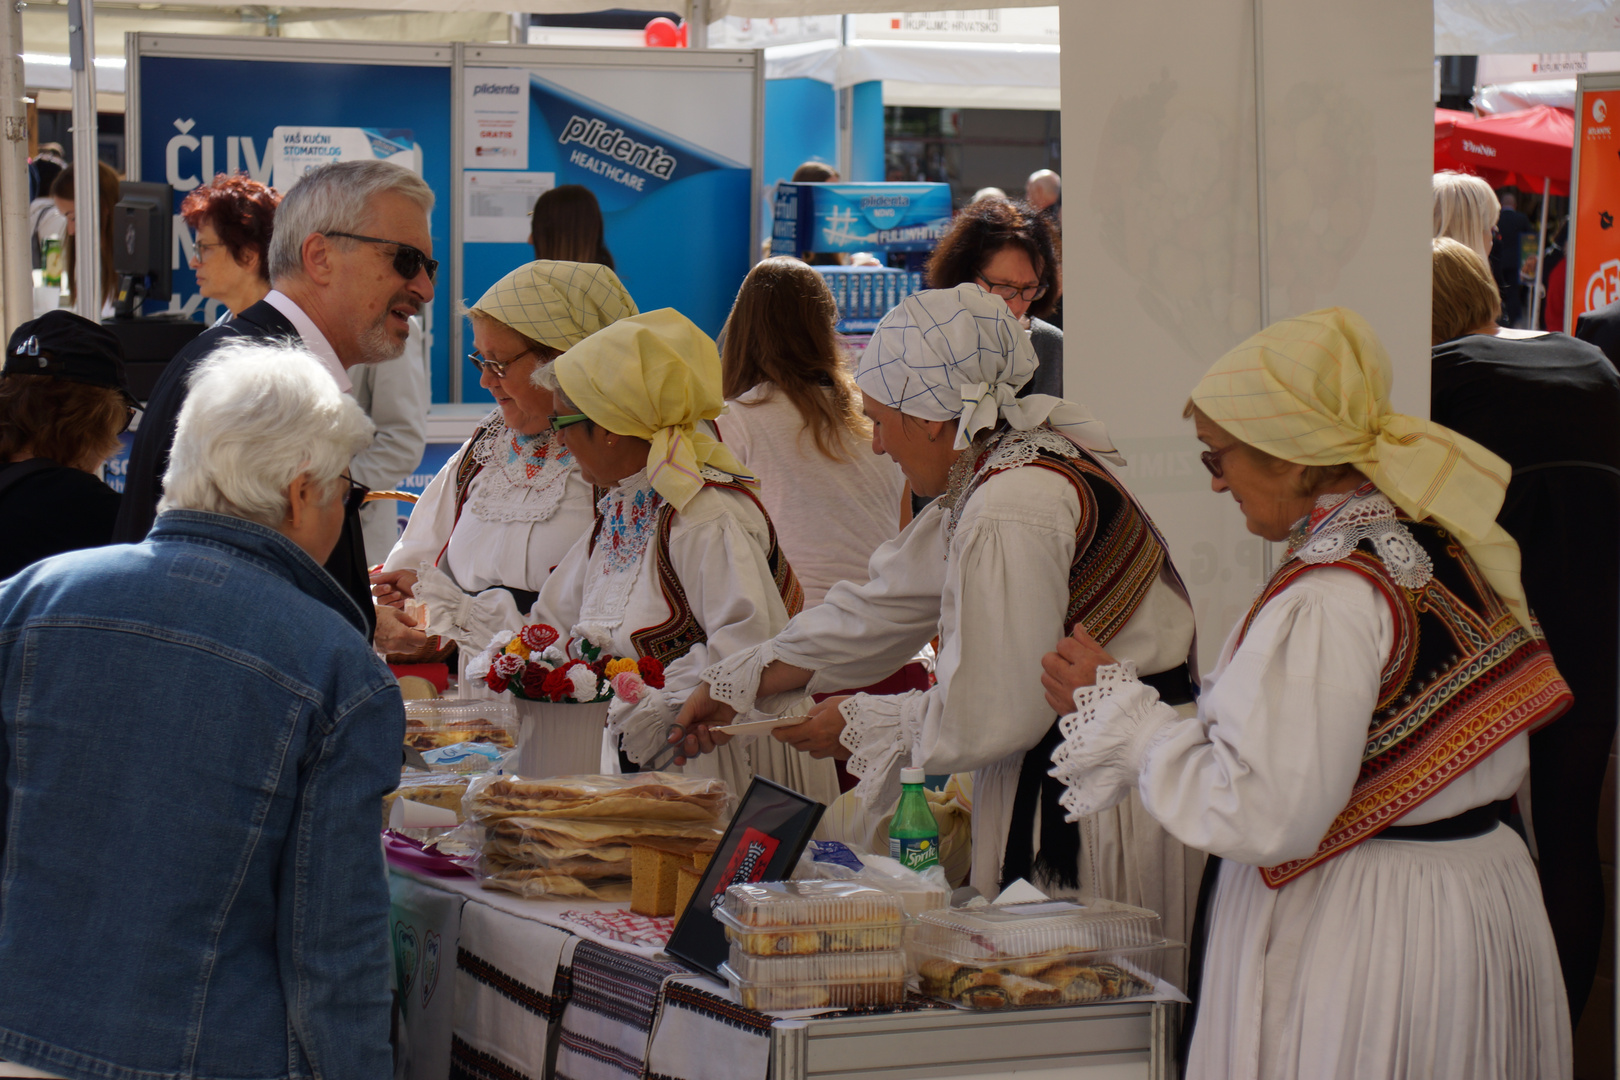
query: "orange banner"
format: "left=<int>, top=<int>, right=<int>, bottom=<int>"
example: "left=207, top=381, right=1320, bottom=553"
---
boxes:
left=1572, top=89, right=1620, bottom=325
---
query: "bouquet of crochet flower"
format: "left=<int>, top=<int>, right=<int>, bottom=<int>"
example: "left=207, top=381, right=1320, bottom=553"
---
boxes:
left=468, top=624, right=665, bottom=705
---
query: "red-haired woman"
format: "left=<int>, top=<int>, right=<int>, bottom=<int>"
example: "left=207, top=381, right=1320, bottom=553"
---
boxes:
left=180, top=174, right=280, bottom=319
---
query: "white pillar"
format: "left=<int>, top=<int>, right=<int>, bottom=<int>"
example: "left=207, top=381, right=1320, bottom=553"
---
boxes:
left=67, top=0, right=100, bottom=320
left=687, top=0, right=708, bottom=49
left=0, top=0, right=32, bottom=336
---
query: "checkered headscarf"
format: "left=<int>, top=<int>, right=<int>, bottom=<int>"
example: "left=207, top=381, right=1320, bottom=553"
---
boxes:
left=470, top=261, right=637, bottom=354
left=855, top=285, right=1121, bottom=461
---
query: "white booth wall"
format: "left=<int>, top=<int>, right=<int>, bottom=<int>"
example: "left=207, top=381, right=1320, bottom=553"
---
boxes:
left=1060, top=0, right=1433, bottom=671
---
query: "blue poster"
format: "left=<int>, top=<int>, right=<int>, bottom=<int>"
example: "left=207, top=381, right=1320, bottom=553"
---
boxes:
left=460, top=70, right=753, bottom=401
left=136, top=56, right=455, bottom=400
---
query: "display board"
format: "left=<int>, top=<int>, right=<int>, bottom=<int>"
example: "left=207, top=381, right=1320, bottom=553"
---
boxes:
left=127, top=36, right=457, bottom=398
left=1059, top=0, right=1433, bottom=671
left=457, top=44, right=762, bottom=403
left=1568, top=73, right=1620, bottom=328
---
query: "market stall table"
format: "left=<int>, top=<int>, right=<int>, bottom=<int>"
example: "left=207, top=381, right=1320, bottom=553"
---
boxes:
left=387, top=856, right=1177, bottom=1080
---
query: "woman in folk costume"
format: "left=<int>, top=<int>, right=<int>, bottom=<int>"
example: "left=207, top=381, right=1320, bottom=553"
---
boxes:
left=1043, top=308, right=1573, bottom=1079
left=674, top=285, right=1202, bottom=930
left=371, top=263, right=633, bottom=689
left=528, top=308, right=839, bottom=803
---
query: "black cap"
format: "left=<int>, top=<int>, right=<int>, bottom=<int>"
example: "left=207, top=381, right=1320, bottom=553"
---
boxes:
left=5, top=310, right=140, bottom=409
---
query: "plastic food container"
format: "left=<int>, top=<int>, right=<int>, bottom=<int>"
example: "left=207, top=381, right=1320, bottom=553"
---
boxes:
left=909, top=898, right=1174, bottom=1010
left=718, top=881, right=905, bottom=956
left=721, top=948, right=907, bottom=1011
left=403, top=699, right=519, bottom=761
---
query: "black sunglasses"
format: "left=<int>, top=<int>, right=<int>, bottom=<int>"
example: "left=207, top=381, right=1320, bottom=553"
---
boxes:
left=119, top=405, right=138, bottom=434
left=340, top=474, right=370, bottom=512
left=323, top=231, right=439, bottom=284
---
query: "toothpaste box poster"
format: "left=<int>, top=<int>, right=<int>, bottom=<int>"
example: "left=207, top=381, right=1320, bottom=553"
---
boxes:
left=459, top=66, right=755, bottom=386
left=135, top=55, right=455, bottom=397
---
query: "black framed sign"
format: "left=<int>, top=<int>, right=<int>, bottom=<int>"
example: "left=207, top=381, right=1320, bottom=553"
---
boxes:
left=664, top=775, right=824, bottom=978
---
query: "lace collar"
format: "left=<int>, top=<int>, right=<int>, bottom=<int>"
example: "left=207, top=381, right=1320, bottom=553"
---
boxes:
left=941, top=427, right=1081, bottom=550
left=467, top=411, right=575, bottom=524
left=1286, top=483, right=1433, bottom=590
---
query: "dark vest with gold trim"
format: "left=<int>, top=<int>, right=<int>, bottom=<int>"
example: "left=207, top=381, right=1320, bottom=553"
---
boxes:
left=1239, top=486, right=1573, bottom=888
left=953, top=430, right=1186, bottom=890
left=587, top=475, right=803, bottom=667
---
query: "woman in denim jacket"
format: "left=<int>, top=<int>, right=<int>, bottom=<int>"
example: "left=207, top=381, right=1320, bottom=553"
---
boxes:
left=0, top=341, right=403, bottom=1080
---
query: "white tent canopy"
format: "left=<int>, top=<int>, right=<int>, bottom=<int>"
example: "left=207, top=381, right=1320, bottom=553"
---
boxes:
left=1436, top=0, right=1620, bottom=55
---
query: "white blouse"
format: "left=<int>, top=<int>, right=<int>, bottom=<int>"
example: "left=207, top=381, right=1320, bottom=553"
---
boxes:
left=383, top=417, right=596, bottom=645
left=704, top=431, right=1197, bottom=895
left=1053, top=566, right=1529, bottom=867
left=532, top=468, right=838, bottom=801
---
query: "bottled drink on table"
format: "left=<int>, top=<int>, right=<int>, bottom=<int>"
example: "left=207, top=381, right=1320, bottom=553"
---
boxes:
left=889, top=766, right=940, bottom=871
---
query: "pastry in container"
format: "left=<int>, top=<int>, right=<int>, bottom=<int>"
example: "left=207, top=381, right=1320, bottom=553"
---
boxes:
left=717, top=881, right=905, bottom=956
left=721, top=947, right=907, bottom=1011
left=910, top=898, right=1174, bottom=1010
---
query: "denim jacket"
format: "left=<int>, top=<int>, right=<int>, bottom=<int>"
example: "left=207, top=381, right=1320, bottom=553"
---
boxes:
left=0, top=511, right=403, bottom=1080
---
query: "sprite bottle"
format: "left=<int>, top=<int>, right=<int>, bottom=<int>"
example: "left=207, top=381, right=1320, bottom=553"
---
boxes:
left=889, top=766, right=940, bottom=871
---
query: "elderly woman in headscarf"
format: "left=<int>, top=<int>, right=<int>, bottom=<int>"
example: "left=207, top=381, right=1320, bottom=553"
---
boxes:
left=372, top=261, right=635, bottom=662
left=527, top=308, right=839, bottom=802
left=1042, top=308, right=1573, bottom=1078
left=674, top=284, right=1201, bottom=929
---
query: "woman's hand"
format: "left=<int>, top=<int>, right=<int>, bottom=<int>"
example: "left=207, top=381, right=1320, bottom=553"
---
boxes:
left=374, top=603, right=428, bottom=654
left=669, top=684, right=738, bottom=766
left=1040, top=625, right=1118, bottom=714
left=773, top=696, right=851, bottom=759
left=371, top=568, right=418, bottom=608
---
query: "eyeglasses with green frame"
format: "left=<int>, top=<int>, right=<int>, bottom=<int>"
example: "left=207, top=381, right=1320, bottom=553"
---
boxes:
left=549, top=412, right=590, bottom=431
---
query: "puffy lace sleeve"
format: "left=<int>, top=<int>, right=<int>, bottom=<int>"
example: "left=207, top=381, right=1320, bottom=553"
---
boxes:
left=699, top=640, right=808, bottom=717
left=836, top=691, right=926, bottom=812
left=1048, top=661, right=1181, bottom=822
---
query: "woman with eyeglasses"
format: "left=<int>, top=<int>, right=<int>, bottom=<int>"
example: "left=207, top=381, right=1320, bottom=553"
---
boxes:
left=0, top=311, right=139, bottom=579
left=181, top=174, right=280, bottom=321
left=925, top=197, right=1064, bottom=398
left=372, top=261, right=635, bottom=677
left=525, top=308, right=839, bottom=802
left=671, top=286, right=1201, bottom=930
left=1040, top=309, right=1573, bottom=1078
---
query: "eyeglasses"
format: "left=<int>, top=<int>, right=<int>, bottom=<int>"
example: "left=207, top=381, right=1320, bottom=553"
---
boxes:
left=192, top=239, right=228, bottom=264
left=323, top=231, right=439, bottom=284
left=340, top=474, right=370, bottom=512
left=466, top=349, right=535, bottom=380
left=1200, top=444, right=1239, bottom=479
left=976, top=275, right=1048, bottom=304
left=548, top=412, right=590, bottom=431
left=120, top=405, right=138, bottom=434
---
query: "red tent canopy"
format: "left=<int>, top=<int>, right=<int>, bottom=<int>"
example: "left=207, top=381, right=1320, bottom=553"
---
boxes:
left=1434, top=104, right=1575, bottom=196
left=1435, top=107, right=1474, bottom=130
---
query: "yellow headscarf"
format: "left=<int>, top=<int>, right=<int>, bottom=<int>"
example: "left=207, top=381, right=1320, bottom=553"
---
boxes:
left=469, top=261, right=638, bottom=352
left=553, top=308, right=752, bottom=511
left=1190, top=307, right=1531, bottom=631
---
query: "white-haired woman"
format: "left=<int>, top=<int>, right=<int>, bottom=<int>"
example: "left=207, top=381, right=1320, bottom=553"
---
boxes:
left=0, top=339, right=402, bottom=1080
left=372, top=261, right=637, bottom=662
left=1042, top=308, right=1572, bottom=1078
left=1433, top=170, right=1499, bottom=261
left=675, top=285, right=1202, bottom=935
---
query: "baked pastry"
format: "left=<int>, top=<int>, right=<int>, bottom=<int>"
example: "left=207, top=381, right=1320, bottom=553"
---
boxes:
left=470, top=774, right=727, bottom=822
left=630, top=846, right=688, bottom=916
left=673, top=864, right=703, bottom=924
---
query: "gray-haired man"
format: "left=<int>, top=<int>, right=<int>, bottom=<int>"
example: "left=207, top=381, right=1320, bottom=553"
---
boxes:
left=115, top=160, right=437, bottom=632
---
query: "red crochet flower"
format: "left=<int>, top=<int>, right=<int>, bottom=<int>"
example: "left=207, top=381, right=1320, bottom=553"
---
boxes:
left=492, top=653, right=525, bottom=678
left=638, top=655, right=665, bottom=689
left=484, top=669, right=509, bottom=694
left=521, top=664, right=551, bottom=699
left=520, top=624, right=560, bottom=652
left=542, top=663, right=577, bottom=703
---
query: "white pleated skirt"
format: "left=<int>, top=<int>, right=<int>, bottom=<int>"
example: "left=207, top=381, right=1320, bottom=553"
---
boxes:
left=1189, top=823, right=1571, bottom=1080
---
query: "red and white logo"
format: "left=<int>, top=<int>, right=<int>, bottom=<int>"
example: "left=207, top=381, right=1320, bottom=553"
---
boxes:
left=1595, top=98, right=1608, bottom=124
left=1585, top=258, right=1620, bottom=313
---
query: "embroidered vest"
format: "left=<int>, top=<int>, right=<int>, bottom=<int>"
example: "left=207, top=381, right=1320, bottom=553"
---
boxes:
left=586, top=478, right=803, bottom=668
left=1241, top=494, right=1573, bottom=888
left=952, top=435, right=1169, bottom=644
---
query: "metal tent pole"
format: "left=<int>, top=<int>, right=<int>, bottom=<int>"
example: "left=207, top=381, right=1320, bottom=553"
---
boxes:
left=1, top=0, right=33, bottom=336
left=66, top=0, right=100, bottom=320
left=1530, top=176, right=1550, bottom=331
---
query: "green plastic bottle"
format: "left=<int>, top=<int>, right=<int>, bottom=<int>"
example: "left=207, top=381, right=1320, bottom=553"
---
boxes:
left=889, top=766, right=940, bottom=872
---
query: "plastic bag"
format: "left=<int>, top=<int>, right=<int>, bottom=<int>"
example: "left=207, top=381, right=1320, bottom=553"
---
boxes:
left=403, top=699, right=519, bottom=756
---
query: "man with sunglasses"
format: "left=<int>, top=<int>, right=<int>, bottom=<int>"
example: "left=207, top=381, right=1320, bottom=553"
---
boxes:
left=115, top=160, right=437, bottom=633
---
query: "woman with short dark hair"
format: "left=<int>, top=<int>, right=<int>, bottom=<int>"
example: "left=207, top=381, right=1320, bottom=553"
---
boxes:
left=180, top=173, right=280, bottom=318
left=926, top=198, right=1064, bottom=397
left=0, top=311, right=135, bottom=578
